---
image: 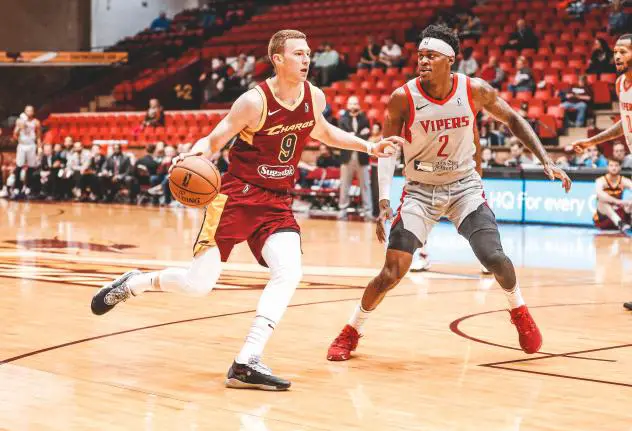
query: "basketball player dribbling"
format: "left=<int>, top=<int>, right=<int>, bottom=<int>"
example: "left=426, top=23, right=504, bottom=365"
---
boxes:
left=12, top=105, right=41, bottom=198
left=572, top=33, right=632, bottom=310
left=90, top=30, right=402, bottom=390
left=327, top=25, right=572, bottom=361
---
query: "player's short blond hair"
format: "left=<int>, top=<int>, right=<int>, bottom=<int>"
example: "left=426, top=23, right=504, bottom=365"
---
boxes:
left=268, top=29, right=307, bottom=68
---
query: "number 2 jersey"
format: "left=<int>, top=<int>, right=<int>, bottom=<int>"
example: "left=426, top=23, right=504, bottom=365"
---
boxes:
left=401, top=73, right=477, bottom=185
left=227, top=78, right=316, bottom=193
left=616, top=74, right=632, bottom=149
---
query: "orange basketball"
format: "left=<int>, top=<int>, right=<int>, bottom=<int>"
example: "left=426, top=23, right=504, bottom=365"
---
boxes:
left=168, top=156, right=221, bottom=208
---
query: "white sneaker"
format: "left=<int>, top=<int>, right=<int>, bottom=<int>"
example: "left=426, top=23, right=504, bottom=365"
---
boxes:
left=410, top=254, right=431, bottom=272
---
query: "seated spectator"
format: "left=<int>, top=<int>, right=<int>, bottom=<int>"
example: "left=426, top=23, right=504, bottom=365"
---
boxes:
left=508, top=56, right=535, bottom=95
left=505, top=140, right=534, bottom=167
left=313, top=42, right=339, bottom=87
left=457, top=47, right=478, bottom=77
left=316, top=143, right=340, bottom=168
left=379, top=38, right=404, bottom=68
left=231, top=53, right=254, bottom=90
left=39, top=143, right=65, bottom=200
left=608, top=0, right=629, bottom=35
left=610, top=142, right=632, bottom=170
left=200, top=57, right=232, bottom=102
left=357, top=36, right=382, bottom=70
left=142, top=99, right=165, bottom=128
left=80, top=144, right=105, bottom=201
left=481, top=147, right=502, bottom=168
left=587, top=38, right=616, bottom=74
left=100, top=144, right=134, bottom=202
left=565, top=0, right=587, bottom=20
left=581, top=146, right=608, bottom=168
left=60, top=136, right=74, bottom=160
left=65, top=141, right=91, bottom=200
left=479, top=122, right=504, bottom=146
left=502, top=19, right=539, bottom=51
left=480, top=56, right=505, bottom=89
left=560, top=75, right=593, bottom=127
left=459, top=11, right=482, bottom=40
left=517, top=102, right=539, bottom=132
left=250, top=56, right=273, bottom=88
left=150, top=12, right=171, bottom=31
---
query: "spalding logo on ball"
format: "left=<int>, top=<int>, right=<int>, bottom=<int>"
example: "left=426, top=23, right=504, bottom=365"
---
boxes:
left=168, top=156, right=221, bottom=208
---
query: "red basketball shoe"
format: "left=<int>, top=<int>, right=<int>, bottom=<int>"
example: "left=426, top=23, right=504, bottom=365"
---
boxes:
left=510, top=305, right=542, bottom=354
left=327, top=325, right=361, bottom=361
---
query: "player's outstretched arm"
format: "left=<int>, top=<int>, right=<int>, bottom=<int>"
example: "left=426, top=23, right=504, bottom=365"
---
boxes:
left=174, top=89, right=262, bottom=167
left=309, top=86, right=405, bottom=157
left=471, top=78, right=572, bottom=192
left=571, top=121, right=624, bottom=154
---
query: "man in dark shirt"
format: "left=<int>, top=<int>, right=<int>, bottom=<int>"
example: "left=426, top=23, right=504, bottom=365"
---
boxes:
left=101, top=144, right=133, bottom=202
left=503, top=19, right=539, bottom=51
left=357, top=36, right=381, bottom=69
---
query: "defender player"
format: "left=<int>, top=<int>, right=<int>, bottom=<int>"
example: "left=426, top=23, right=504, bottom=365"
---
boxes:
left=572, top=33, right=632, bottom=310
left=593, top=159, right=632, bottom=232
left=12, top=105, right=41, bottom=198
left=327, top=25, right=571, bottom=361
left=90, top=30, right=401, bottom=391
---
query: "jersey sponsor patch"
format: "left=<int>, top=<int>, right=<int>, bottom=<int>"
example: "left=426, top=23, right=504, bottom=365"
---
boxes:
left=257, top=164, right=295, bottom=179
left=413, top=159, right=459, bottom=173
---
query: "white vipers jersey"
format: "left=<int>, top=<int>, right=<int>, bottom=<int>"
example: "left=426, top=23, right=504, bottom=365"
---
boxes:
left=18, top=117, right=38, bottom=145
left=401, top=73, right=476, bottom=185
left=617, top=75, right=632, bottom=150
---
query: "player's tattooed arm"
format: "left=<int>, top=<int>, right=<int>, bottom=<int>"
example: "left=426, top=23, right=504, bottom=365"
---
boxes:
left=471, top=78, right=571, bottom=192
left=572, top=121, right=623, bottom=153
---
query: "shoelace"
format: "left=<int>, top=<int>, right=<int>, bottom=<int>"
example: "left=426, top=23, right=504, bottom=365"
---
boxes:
left=512, top=310, right=536, bottom=334
left=248, top=355, right=272, bottom=376
left=333, top=327, right=357, bottom=348
left=104, top=286, right=130, bottom=305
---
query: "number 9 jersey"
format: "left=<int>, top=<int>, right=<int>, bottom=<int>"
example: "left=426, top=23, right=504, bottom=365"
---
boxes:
left=227, top=78, right=316, bottom=192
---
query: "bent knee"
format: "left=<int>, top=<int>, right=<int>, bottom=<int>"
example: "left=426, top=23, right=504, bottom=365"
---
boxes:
left=480, top=250, right=511, bottom=273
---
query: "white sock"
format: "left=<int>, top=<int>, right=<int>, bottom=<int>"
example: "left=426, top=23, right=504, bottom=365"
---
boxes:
left=504, top=282, right=525, bottom=309
left=236, top=316, right=275, bottom=364
left=348, top=304, right=371, bottom=333
left=127, top=271, right=160, bottom=295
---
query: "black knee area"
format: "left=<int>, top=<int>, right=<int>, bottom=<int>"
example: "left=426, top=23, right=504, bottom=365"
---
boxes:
left=458, top=204, right=516, bottom=286
left=387, top=220, right=422, bottom=255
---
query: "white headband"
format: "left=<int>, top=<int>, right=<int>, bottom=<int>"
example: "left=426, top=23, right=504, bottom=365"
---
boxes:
left=418, top=38, right=455, bottom=57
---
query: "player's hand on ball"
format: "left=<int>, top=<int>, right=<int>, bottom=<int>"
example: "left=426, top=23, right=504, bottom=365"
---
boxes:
left=376, top=199, right=394, bottom=243
left=371, top=136, right=407, bottom=157
left=169, top=151, right=203, bottom=173
left=571, top=139, right=592, bottom=154
left=543, top=161, right=572, bottom=193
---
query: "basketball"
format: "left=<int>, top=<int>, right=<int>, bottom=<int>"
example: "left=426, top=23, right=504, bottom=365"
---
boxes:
left=168, top=156, right=221, bottom=208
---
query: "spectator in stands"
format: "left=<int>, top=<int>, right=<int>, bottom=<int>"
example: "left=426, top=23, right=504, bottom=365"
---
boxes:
left=379, top=37, right=404, bottom=68
left=508, top=56, right=535, bottom=95
left=60, top=136, right=73, bottom=160
left=200, top=57, right=231, bottom=101
left=581, top=146, right=608, bottom=168
left=481, top=147, right=502, bottom=168
left=561, top=75, right=593, bottom=127
left=587, top=38, right=616, bottom=74
left=65, top=141, right=91, bottom=200
left=142, top=99, right=165, bottom=128
left=313, top=42, right=339, bottom=87
left=503, top=19, right=539, bottom=51
left=316, top=143, right=340, bottom=168
left=565, top=0, right=587, bottom=20
left=608, top=0, right=629, bottom=35
left=480, top=56, right=505, bottom=89
left=80, top=144, right=105, bottom=201
left=357, top=36, right=382, bottom=70
left=133, top=143, right=160, bottom=201
left=231, top=53, right=254, bottom=90
left=610, top=142, right=632, bottom=170
left=337, top=96, right=372, bottom=218
left=250, top=56, right=273, bottom=88
left=154, top=141, right=166, bottom=162
left=505, top=139, right=534, bottom=167
left=479, top=122, right=504, bottom=146
left=459, top=11, right=482, bottom=40
left=457, top=47, right=478, bottom=77
left=100, top=143, right=133, bottom=202
left=159, top=145, right=177, bottom=206
left=150, top=11, right=172, bottom=31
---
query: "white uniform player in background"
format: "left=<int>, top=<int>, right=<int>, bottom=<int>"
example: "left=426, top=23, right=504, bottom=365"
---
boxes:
left=572, top=33, right=632, bottom=310
left=327, top=25, right=571, bottom=361
left=12, top=105, right=41, bottom=198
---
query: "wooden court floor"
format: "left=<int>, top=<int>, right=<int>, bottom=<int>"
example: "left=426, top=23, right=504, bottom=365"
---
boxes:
left=1, top=201, right=631, bottom=430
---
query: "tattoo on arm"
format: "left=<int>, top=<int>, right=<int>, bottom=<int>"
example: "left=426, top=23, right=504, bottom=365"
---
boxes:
left=475, top=79, right=552, bottom=164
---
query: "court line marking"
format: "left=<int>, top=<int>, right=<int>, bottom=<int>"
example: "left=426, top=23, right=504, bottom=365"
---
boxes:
left=450, top=302, right=632, bottom=387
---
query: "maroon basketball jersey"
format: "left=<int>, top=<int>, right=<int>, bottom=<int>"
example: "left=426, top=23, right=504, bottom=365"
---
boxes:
left=227, top=79, right=316, bottom=192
